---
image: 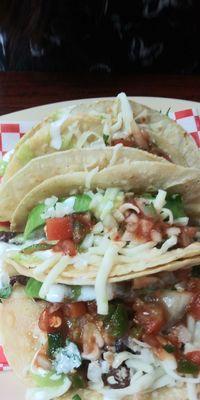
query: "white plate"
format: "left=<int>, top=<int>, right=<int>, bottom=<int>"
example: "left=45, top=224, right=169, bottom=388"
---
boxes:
left=0, top=96, right=199, bottom=400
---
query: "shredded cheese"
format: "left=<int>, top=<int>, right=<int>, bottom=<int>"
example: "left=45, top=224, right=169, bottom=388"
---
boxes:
left=117, top=92, right=139, bottom=135
left=76, top=130, right=99, bottom=148
left=153, top=189, right=167, bottom=212
left=109, top=143, right=123, bottom=166
left=85, top=167, right=99, bottom=189
left=39, top=256, right=70, bottom=298
left=95, top=243, right=118, bottom=315
left=187, top=383, right=198, bottom=400
left=161, top=208, right=174, bottom=224
left=50, top=115, right=67, bottom=150
left=160, top=235, right=177, bottom=253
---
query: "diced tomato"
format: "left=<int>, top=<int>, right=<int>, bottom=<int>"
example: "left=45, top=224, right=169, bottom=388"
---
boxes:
left=72, top=213, right=94, bottom=243
left=53, top=239, right=77, bottom=256
left=178, top=227, right=197, bottom=248
left=111, top=138, right=136, bottom=147
left=74, top=213, right=94, bottom=230
left=175, top=268, right=191, bottom=282
left=64, top=302, right=87, bottom=318
left=189, top=293, right=200, bottom=320
left=87, top=301, right=97, bottom=316
left=46, top=217, right=73, bottom=240
left=187, top=278, right=200, bottom=293
left=39, top=305, right=64, bottom=334
left=134, top=218, right=154, bottom=241
left=0, top=221, right=10, bottom=227
left=133, top=299, right=166, bottom=335
left=185, top=351, right=200, bottom=366
left=142, top=334, right=162, bottom=349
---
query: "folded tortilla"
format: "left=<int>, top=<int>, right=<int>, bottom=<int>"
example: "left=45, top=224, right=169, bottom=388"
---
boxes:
left=5, top=161, right=200, bottom=286
left=0, top=147, right=167, bottom=222
left=3, top=94, right=200, bottom=181
left=1, top=286, right=199, bottom=400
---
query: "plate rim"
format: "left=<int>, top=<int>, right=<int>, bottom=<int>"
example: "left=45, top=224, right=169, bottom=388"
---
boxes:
left=0, top=96, right=199, bottom=121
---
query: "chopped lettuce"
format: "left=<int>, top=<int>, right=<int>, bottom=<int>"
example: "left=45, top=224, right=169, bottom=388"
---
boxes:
left=11, top=252, right=41, bottom=266
left=70, top=285, right=81, bottom=301
left=17, top=142, right=34, bottom=165
left=24, top=203, right=45, bottom=239
left=25, top=278, right=42, bottom=298
left=74, top=194, right=92, bottom=213
left=0, top=159, right=8, bottom=176
left=32, top=370, right=65, bottom=388
left=142, top=192, right=186, bottom=219
left=0, top=284, right=12, bottom=299
left=165, top=194, right=186, bottom=219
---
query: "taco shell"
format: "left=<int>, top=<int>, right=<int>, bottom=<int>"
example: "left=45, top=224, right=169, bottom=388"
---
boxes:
left=3, top=97, right=200, bottom=181
left=1, top=286, right=199, bottom=400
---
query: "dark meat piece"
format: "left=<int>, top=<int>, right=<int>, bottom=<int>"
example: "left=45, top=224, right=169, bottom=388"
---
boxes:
left=102, top=363, right=130, bottom=389
left=115, top=338, right=127, bottom=353
left=10, top=275, right=29, bottom=286
left=0, top=231, right=16, bottom=242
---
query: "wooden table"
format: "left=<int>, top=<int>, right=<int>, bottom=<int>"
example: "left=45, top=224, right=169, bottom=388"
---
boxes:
left=0, top=72, right=199, bottom=115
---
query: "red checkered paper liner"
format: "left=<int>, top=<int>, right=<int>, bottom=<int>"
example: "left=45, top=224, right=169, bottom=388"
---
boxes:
left=0, top=108, right=200, bottom=371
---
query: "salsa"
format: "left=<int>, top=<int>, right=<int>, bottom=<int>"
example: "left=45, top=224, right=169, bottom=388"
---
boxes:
left=34, top=266, right=200, bottom=386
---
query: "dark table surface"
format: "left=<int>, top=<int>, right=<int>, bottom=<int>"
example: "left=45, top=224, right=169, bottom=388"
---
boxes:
left=0, top=72, right=200, bottom=116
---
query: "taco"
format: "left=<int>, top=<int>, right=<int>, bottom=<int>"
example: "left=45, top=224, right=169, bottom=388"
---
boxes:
left=0, top=161, right=200, bottom=289
left=3, top=93, right=200, bottom=181
left=0, top=147, right=167, bottom=222
left=1, top=266, right=200, bottom=400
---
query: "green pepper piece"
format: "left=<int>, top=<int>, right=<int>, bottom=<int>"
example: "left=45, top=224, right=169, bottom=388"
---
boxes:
left=103, top=134, right=109, bottom=145
left=177, top=359, right=199, bottom=374
left=24, top=203, right=45, bottom=239
left=74, top=195, right=92, bottom=213
left=48, top=333, right=63, bottom=359
left=72, top=395, right=82, bottom=400
left=104, top=303, right=128, bottom=338
left=70, top=373, right=85, bottom=389
left=0, top=160, right=8, bottom=176
left=71, top=286, right=81, bottom=301
left=130, top=325, right=143, bottom=339
left=25, top=278, right=42, bottom=298
left=165, top=194, right=186, bottom=219
left=0, top=285, right=12, bottom=299
left=22, top=242, right=54, bottom=255
left=142, top=193, right=155, bottom=200
left=163, top=344, right=176, bottom=353
left=191, top=266, right=200, bottom=278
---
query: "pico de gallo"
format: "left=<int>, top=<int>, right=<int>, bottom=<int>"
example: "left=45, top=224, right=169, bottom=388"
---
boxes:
left=2, top=266, right=200, bottom=400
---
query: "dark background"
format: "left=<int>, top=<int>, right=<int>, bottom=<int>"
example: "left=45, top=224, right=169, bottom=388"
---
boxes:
left=0, top=0, right=199, bottom=74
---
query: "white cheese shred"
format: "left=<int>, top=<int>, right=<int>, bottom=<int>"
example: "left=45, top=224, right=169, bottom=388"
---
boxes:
left=39, top=256, right=70, bottom=298
left=187, top=383, right=198, bottom=400
left=95, top=243, right=118, bottom=315
left=33, top=254, right=62, bottom=276
left=85, top=167, right=99, bottom=189
left=153, top=189, right=167, bottom=212
left=117, top=92, right=139, bottom=134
